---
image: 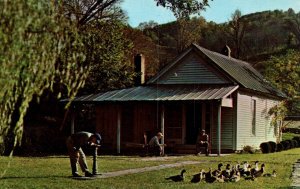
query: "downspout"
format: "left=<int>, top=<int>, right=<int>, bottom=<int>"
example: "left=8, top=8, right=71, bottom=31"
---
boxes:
left=117, top=106, right=121, bottom=154
left=161, top=104, right=165, bottom=155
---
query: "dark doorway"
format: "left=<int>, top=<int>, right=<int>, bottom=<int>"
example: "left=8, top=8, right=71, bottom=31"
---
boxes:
left=122, top=104, right=134, bottom=143
left=185, top=102, right=202, bottom=144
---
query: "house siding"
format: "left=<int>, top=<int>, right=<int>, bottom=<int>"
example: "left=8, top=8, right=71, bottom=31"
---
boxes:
left=96, top=103, right=161, bottom=150
left=157, top=53, right=231, bottom=84
left=211, top=104, right=234, bottom=151
left=236, top=91, right=279, bottom=150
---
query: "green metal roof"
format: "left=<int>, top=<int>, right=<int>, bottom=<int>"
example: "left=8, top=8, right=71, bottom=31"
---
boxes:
left=69, top=85, right=239, bottom=103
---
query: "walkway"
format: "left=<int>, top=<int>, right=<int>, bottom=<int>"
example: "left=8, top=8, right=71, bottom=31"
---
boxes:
left=97, top=160, right=200, bottom=178
left=291, top=159, right=300, bottom=188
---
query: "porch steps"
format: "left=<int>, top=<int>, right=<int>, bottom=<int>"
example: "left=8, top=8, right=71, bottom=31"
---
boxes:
left=173, top=144, right=197, bottom=154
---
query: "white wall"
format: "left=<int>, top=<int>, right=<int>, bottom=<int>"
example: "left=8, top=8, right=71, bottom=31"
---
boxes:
left=236, top=91, right=280, bottom=150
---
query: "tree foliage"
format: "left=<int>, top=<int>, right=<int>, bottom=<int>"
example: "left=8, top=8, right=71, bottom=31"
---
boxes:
left=61, top=0, right=125, bottom=26
left=0, top=0, right=87, bottom=155
left=80, top=21, right=134, bottom=94
left=225, top=9, right=248, bottom=58
left=60, top=0, right=135, bottom=94
left=155, top=0, right=211, bottom=18
left=264, top=50, right=300, bottom=115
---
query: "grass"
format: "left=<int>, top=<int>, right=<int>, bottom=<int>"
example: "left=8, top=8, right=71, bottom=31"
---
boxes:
left=0, top=148, right=299, bottom=189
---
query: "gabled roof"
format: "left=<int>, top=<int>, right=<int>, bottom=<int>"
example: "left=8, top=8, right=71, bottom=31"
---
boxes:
left=148, top=43, right=286, bottom=98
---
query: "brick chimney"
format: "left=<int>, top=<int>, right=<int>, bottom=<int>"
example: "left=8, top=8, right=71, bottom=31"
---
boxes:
left=221, top=45, right=231, bottom=57
left=134, top=54, right=145, bottom=85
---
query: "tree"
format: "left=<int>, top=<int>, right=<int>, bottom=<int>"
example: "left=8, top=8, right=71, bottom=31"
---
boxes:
left=226, top=9, right=247, bottom=58
left=0, top=0, right=87, bottom=155
left=263, top=50, right=300, bottom=141
left=137, top=21, right=159, bottom=31
left=80, top=21, right=135, bottom=94
left=61, top=0, right=125, bottom=26
left=60, top=0, right=135, bottom=93
left=155, top=0, right=211, bottom=19
left=124, top=27, right=161, bottom=77
left=173, top=17, right=205, bottom=52
left=284, top=12, right=300, bottom=46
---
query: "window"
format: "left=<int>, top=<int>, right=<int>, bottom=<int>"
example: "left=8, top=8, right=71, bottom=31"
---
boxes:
left=251, top=99, right=256, bottom=135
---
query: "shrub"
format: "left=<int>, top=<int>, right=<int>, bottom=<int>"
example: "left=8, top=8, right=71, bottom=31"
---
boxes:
left=268, top=141, right=277, bottom=153
left=260, top=142, right=270, bottom=153
left=292, top=137, right=300, bottom=147
left=276, top=143, right=283, bottom=152
left=292, top=140, right=298, bottom=148
left=281, top=140, right=290, bottom=150
left=242, top=145, right=255, bottom=154
left=287, top=140, right=294, bottom=148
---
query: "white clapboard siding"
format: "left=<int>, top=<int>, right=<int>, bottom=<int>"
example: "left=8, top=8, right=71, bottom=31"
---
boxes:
left=211, top=105, right=234, bottom=150
left=236, top=92, right=252, bottom=150
left=158, top=53, right=230, bottom=84
left=236, top=91, right=279, bottom=150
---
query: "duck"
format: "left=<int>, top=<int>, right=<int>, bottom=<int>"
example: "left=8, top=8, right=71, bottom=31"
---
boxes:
left=240, top=162, right=251, bottom=177
left=216, top=175, right=225, bottom=183
left=191, top=169, right=205, bottom=183
left=254, top=161, right=259, bottom=171
left=250, top=161, right=259, bottom=176
left=229, top=171, right=241, bottom=182
left=263, top=170, right=276, bottom=177
left=205, top=168, right=217, bottom=183
left=229, top=165, right=237, bottom=178
left=221, top=164, right=231, bottom=178
left=252, top=163, right=265, bottom=178
left=212, top=163, right=223, bottom=177
left=165, top=169, right=186, bottom=182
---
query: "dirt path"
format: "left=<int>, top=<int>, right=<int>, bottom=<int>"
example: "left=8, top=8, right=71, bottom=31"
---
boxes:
left=97, top=160, right=200, bottom=178
left=291, top=159, right=300, bottom=188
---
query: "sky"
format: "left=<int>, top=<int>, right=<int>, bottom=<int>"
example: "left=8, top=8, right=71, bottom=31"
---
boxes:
left=121, top=0, right=300, bottom=27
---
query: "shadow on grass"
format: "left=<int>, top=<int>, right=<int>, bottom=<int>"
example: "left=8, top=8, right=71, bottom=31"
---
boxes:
left=1, top=175, right=71, bottom=179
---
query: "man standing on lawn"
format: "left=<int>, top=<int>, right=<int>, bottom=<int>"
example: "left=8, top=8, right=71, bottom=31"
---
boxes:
left=66, top=131, right=101, bottom=177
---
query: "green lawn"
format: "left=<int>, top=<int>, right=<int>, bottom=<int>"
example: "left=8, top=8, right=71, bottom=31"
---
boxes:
left=0, top=148, right=299, bottom=189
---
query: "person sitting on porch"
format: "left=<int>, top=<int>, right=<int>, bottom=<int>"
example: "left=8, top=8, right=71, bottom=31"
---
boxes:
left=148, top=132, right=164, bottom=156
left=196, top=129, right=209, bottom=156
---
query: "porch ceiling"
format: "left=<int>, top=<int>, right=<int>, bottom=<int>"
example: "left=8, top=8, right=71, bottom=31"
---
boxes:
left=69, top=85, right=239, bottom=103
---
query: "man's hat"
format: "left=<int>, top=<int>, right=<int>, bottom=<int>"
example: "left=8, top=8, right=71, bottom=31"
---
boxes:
left=94, top=133, right=102, bottom=144
left=157, top=132, right=163, bottom=137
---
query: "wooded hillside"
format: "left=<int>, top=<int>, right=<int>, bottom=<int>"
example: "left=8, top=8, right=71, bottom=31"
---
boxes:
left=131, top=8, right=299, bottom=72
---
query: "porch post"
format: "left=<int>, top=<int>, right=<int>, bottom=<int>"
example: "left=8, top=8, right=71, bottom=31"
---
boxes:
left=217, top=102, right=222, bottom=156
left=117, top=106, right=121, bottom=154
left=202, top=103, right=206, bottom=130
left=161, top=104, right=165, bottom=155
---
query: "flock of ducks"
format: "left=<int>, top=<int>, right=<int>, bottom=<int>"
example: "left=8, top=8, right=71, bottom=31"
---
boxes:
left=165, top=161, right=276, bottom=183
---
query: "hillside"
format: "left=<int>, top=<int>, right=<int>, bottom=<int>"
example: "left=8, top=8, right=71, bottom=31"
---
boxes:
left=132, top=8, right=299, bottom=72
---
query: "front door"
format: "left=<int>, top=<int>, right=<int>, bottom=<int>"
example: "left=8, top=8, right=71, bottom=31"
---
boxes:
left=185, top=102, right=202, bottom=144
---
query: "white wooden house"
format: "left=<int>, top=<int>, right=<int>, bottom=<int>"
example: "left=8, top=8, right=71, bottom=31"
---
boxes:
left=70, top=44, right=286, bottom=154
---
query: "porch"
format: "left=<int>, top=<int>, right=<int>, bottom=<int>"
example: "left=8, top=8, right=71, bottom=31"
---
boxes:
left=68, top=85, right=238, bottom=155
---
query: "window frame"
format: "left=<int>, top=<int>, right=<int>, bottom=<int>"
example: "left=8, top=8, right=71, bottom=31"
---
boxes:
left=251, top=99, right=256, bottom=136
